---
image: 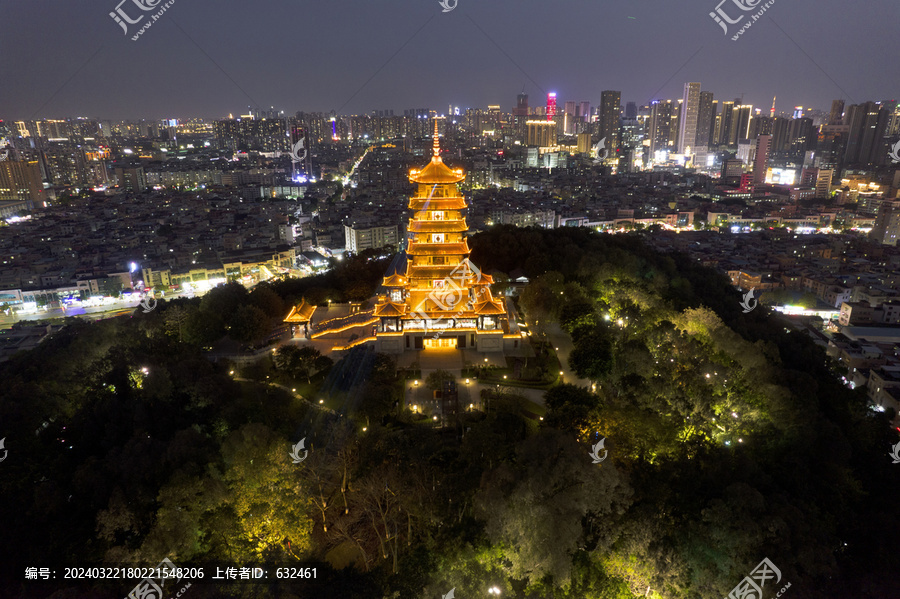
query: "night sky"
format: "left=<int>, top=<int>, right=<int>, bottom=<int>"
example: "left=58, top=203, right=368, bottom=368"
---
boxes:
left=1, top=0, right=898, bottom=120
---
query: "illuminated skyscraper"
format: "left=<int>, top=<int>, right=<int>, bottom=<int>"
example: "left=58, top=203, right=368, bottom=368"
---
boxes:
left=696, top=91, right=715, bottom=148
left=546, top=93, right=557, bottom=122
left=718, top=101, right=735, bottom=146
left=752, top=135, right=771, bottom=186
left=513, top=92, right=529, bottom=140
left=526, top=120, right=557, bottom=147
left=843, top=101, right=890, bottom=166
left=871, top=201, right=900, bottom=246
left=579, top=101, right=591, bottom=122
left=649, top=100, right=674, bottom=156
left=599, top=90, right=621, bottom=157
left=0, top=159, right=44, bottom=206
left=678, top=82, right=701, bottom=155
left=563, top=101, right=577, bottom=135
left=729, top=104, right=753, bottom=145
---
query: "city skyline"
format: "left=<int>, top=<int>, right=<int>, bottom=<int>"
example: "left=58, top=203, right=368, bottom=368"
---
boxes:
left=1, top=0, right=897, bottom=120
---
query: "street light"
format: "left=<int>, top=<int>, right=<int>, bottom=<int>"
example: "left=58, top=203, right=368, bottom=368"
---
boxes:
left=319, top=399, right=324, bottom=404
left=488, top=587, right=501, bottom=595
left=465, top=378, right=470, bottom=384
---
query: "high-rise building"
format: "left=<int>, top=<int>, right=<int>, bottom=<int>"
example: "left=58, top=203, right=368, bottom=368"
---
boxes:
left=730, top=104, right=753, bottom=145
left=599, top=91, right=621, bottom=155
left=697, top=91, right=715, bottom=148
left=669, top=100, right=682, bottom=148
left=816, top=125, right=850, bottom=171
left=546, top=93, right=557, bottom=122
left=871, top=201, right=900, bottom=246
left=114, top=165, right=146, bottom=192
left=678, top=83, right=701, bottom=155
left=722, top=158, right=744, bottom=185
left=771, top=117, right=791, bottom=153
left=514, top=93, right=529, bottom=116
left=748, top=116, right=774, bottom=139
left=801, top=167, right=834, bottom=198
left=576, top=132, right=593, bottom=154
left=718, top=101, right=735, bottom=146
left=624, top=101, right=638, bottom=120
left=829, top=100, right=845, bottom=125
left=563, top=101, right=577, bottom=135
left=753, top=135, right=772, bottom=186
left=526, top=120, right=557, bottom=147
left=649, top=100, right=674, bottom=156
left=0, top=159, right=44, bottom=207
left=844, top=101, right=890, bottom=166
left=788, top=118, right=815, bottom=157
left=344, top=222, right=399, bottom=253
left=513, top=92, right=529, bottom=141
left=578, top=101, right=591, bottom=122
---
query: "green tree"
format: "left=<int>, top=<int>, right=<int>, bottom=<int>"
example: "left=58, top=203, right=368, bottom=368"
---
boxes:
left=229, top=305, right=271, bottom=345
left=274, top=345, right=331, bottom=383
left=250, top=283, right=286, bottom=319
left=475, top=429, right=632, bottom=587
left=569, top=328, right=614, bottom=381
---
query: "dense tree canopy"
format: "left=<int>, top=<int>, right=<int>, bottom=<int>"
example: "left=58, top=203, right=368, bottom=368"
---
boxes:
left=0, top=226, right=897, bottom=598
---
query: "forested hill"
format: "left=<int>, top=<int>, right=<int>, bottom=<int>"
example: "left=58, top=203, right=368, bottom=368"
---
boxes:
left=0, top=227, right=897, bottom=599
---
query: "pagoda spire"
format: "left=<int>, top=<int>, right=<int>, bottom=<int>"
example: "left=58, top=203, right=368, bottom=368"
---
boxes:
left=433, top=118, right=440, bottom=158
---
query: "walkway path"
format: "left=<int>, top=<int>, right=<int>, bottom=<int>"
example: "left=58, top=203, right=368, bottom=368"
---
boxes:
left=545, top=322, right=591, bottom=388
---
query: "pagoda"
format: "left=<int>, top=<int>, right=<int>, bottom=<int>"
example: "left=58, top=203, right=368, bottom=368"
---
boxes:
left=372, top=121, right=509, bottom=353
left=284, top=122, right=516, bottom=354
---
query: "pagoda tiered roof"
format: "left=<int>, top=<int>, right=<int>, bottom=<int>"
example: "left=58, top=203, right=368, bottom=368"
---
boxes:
left=407, top=220, right=468, bottom=233
left=284, top=298, right=316, bottom=323
left=409, top=157, right=465, bottom=184
left=382, top=273, right=407, bottom=287
left=473, top=289, right=506, bottom=315
left=406, top=241, right=470, bottom=255
left=408, top=197, right=468, bottom=210
left=374, top=301, right=408, bottom=317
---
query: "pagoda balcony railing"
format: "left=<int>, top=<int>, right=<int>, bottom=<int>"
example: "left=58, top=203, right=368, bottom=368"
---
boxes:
left=310, top=309, right=376, bottom=336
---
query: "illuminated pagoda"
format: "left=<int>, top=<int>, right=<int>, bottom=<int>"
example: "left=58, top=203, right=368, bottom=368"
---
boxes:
left=286, top=121, right=520, bottom=354
left=371, top=121, right=511, bottom=353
